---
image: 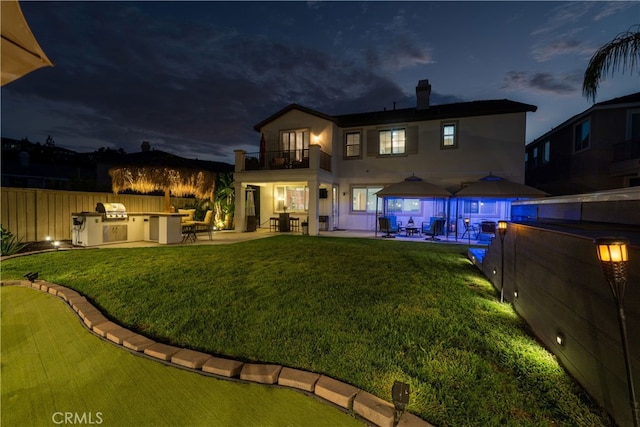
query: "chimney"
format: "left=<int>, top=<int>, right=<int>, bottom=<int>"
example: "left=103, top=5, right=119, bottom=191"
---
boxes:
left=416, top=79, right=431, bottom=110
left=141, top=141, right=151, bottom=152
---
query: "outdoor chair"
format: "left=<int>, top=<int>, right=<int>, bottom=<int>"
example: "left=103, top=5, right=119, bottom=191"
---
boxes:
left=379, top=216, right=401, bottom=238
left=193, top=210, right=214, bottom=240
left=422, top=217, right=446, bottom=241
left=271, top=157, right=286, bottom=169
left=476, top=221, right=497, bottom=244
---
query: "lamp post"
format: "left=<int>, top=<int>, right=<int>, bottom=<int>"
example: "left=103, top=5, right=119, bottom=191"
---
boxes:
left=497, top=220, right=508, bottom=303
left=594, top=237, right=639, bottom=427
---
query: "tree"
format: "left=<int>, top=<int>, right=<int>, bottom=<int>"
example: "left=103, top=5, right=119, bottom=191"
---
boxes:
left=583, top=24, right=640, bottom=102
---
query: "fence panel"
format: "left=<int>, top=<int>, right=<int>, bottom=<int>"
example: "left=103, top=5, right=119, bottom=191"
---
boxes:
left=1, top=187, right=193, bottom=242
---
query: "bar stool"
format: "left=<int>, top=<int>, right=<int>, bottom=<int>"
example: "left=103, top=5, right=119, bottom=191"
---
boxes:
left=269, top=217, right=279, bottom=232
left=289, top=217, right=300, bottom=232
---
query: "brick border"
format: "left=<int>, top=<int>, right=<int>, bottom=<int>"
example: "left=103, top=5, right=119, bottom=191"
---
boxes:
left=1, top=280, right=432, bottom=427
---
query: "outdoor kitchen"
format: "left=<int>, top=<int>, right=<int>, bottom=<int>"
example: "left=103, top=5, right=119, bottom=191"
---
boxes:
left=71, top=202, right=184, bottom=247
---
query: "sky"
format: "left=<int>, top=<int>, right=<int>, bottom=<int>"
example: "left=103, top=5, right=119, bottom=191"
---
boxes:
left=2, top=1, right=639, bottom=164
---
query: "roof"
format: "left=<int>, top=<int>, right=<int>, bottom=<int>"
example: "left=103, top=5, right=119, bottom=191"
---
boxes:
left=528, top=91, right=640, bottom=146
left=253, top=104, right=337, bottom=131
left=254, top=99, right=537, bottom=132
left=336, top=99, right=537, bottom=128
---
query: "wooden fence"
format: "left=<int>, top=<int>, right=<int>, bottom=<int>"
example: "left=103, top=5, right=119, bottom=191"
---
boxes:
left=1, top=187, right=193, bottom=242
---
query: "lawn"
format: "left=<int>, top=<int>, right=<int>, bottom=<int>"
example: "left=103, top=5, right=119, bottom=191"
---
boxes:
left=1, top=235, right=613, bottom=426
left=1, top=286, right=362, bottom=427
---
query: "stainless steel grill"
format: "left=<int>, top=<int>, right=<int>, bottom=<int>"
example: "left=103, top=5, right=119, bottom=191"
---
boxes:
left=96, top=202, right=128, bottom=220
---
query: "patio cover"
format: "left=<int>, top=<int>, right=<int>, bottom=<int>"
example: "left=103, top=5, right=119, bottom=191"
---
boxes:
left=1, top=0, right=53, bottom=86
left=375, top=175, right=452, bottom=198
left=454, top=174, right=548, bottom=198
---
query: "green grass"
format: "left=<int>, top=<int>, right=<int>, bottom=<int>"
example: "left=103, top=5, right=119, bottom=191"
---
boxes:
left=2, top=235, right=613, bottom=426
left=1, top=286, right=362, bottom=427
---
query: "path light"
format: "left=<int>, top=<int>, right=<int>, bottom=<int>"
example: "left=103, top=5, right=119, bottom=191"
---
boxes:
left=23, top=272, right=38, bottom=283
left=594, top=237, right=639, bottom=427
left=497, top=220, right=508, bottom=302
left=53, top=240, right=60, bottom=250
left=391, top=381, right=410, bottom=426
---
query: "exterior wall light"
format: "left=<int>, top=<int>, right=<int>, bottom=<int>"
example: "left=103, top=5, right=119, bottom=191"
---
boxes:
left=556, top=332, right=565, bottom=346
left=594, top=237, right=639, bottom=426
left=392, top=381, right=410, bottom=426
left=513, top=290, right=519, bottom=298
left=497, top=220, right=508, bottom=302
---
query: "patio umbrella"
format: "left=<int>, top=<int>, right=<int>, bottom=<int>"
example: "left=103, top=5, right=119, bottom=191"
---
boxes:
left=375, top=175, right=451, bottom=237
left=375, top=175, right=451, bottom=198
left=1, top=0, right=54, bottom=86
left=109, top=152, right=217, bottom=212
left=259, top=133, right=266, bottom=168
left=454, top=173, right=548, bottom=198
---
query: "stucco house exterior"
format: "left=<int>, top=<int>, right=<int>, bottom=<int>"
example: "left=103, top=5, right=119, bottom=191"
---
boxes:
left=525, top=92, right=640, bottom=195
left=233, top=80, right=537, bottom=235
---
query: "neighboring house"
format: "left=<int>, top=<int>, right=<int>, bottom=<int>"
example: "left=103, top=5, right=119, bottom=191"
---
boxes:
left=525, top=92, right=640, bottom=195
left=233, top=80, right=537, bottom=235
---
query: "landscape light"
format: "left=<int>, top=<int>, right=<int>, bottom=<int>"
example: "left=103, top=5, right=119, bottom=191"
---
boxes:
left=23, top=272, right=38, bottom=283
left=594, top=237, right=638, bottom=426
left=392, top=381, right=410, bottom=426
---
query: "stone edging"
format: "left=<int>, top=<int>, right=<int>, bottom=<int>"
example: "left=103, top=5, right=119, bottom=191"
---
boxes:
left=1, top=280, right=431, bottom=427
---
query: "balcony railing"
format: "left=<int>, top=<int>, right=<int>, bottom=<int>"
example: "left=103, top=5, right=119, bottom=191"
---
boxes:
left=243, top=149, right=331, bottom=172
left=612, top=138, right=640, bottom=162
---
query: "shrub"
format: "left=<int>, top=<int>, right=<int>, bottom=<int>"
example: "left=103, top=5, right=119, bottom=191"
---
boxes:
left=1, top=225, right=27, bottom=256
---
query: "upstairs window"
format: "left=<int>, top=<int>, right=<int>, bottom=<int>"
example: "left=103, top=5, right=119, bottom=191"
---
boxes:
left=379, top=129, right=405, bottom=155
left=345, top=131, right=361, bottom=158
left=442, top=123, right=457, bottom=149
left=281, top=130, right=309, bottom=161
left=574, top=119, right=590, bottom=152
left=542, top=141, right=550, bottom=163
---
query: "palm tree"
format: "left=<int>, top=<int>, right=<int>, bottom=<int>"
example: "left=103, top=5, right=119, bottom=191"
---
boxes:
left=583, top=24, right=640, bottom=102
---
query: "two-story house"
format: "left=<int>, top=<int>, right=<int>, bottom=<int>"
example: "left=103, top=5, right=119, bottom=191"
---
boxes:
left=525, top=92, right=640, bottom=195
left=233, top=80, right=537, bottom=235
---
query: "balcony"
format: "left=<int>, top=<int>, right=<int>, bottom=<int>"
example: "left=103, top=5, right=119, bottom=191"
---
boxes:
left=241, top=149, right=332, bottom=172
left=611, top=138, right=640, bottom=176
left=612, top=138, right=640, bottom=162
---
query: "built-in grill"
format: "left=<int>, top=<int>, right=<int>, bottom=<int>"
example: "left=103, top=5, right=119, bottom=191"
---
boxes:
left=96, top=202, right=128, bottom=220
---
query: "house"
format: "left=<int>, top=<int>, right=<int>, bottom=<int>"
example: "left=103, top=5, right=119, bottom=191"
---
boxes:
left=233, top=80, right=537, bottom=235
left=525, top=92, right=640, bottom=195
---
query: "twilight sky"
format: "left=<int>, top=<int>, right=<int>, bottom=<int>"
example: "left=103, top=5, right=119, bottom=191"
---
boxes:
left=2, top=1, right=639, bottom=164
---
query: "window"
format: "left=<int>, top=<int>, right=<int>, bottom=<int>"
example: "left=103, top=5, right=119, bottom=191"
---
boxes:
left=275, top=185, right=308, bottom=212
left=352, top=186, right=382, bottom=213
left=281, top=130, right=309, bottom=162
left=629, top=110, right=640, bottom=140
left=345, top=132, right=361, bottom=158
left=379, top=129, right=405, bottom=155
left=532, top=147, right=538, bottom=166
left=386, top=198, right=420, bottom=213
left=463, top=200, right=497, bottom=215
left=542, top=141, right=550, bottom=163
left=574, top=119, right=590, bottom=152
left=442, top=123, right=457, bottom=148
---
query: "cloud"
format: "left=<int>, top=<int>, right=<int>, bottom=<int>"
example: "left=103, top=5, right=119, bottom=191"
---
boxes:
left=2, top=2, right=412, bottom=162
left=502, top=71, right=582, bottom=95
